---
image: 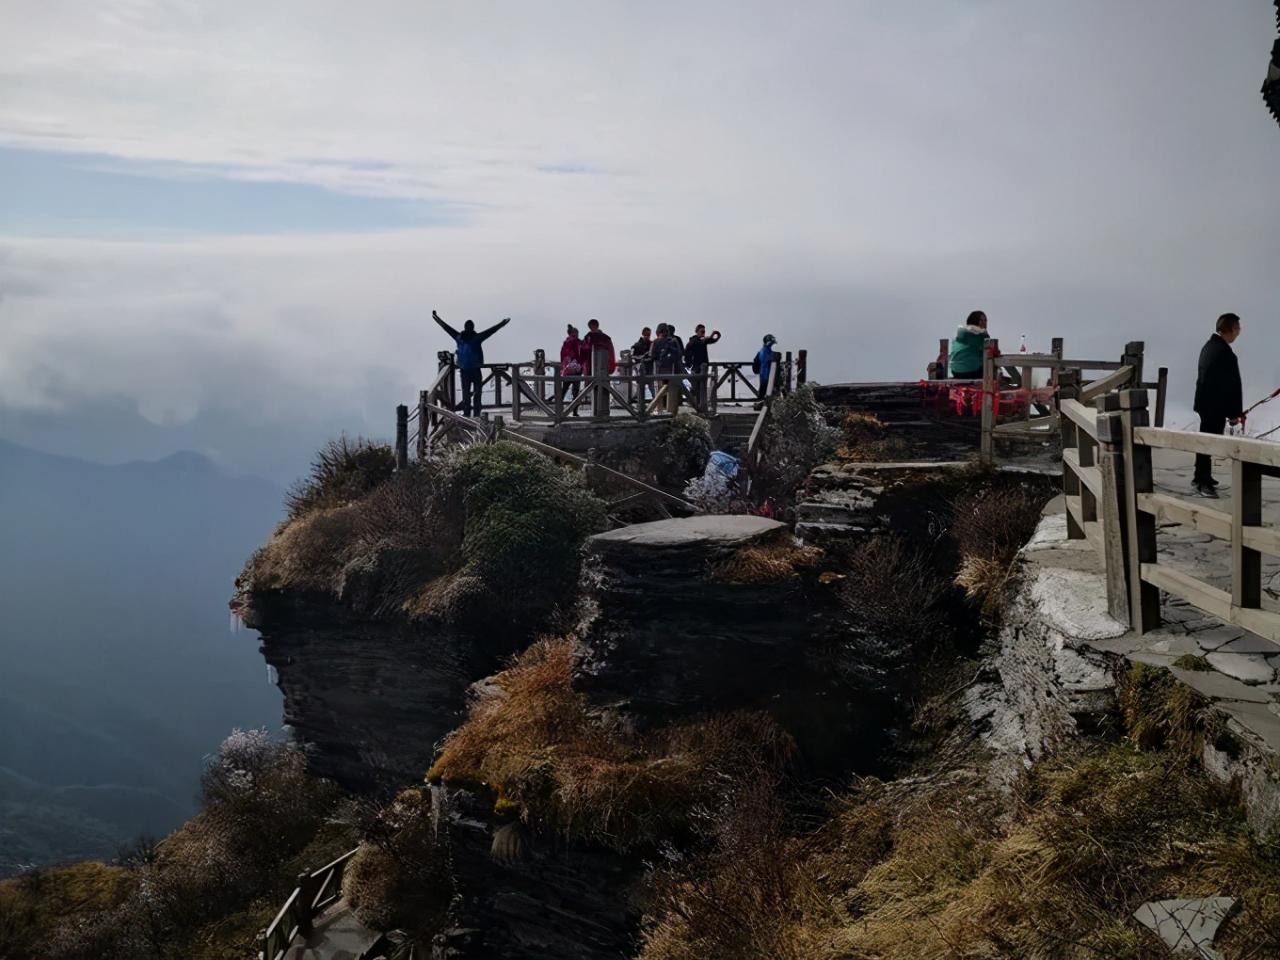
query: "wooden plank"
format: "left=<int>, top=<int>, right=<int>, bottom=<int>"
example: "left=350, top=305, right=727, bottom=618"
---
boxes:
left=1060, top=398, right=1098, bottom=438
left=1064, top=495, right=1102, bottom=552
left=1141, top=563, right=1231, bottom=620
left=1078, top=365, right=1133, bottom=403
left=1121, top=393, right=1161, bottom=631
left=1062, top=449, right=1102, bottom=498
left=980, top=340, right=996, bottom=465
left=1137, top=492, right=1230, bottom=540
left=1133, top=427, right=1280, bottom=469
left=1140, top=563, right=1280, bottom=643
left=1098, top=434, right=1130, bottom=625
left=1154, top=367, right=1168, bottom=428
left=1233, top=459, right=1263, bottom=609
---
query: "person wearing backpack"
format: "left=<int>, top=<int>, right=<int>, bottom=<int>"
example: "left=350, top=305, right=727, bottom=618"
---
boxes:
left=432, top=309, right=511, bottom=417
left=652, top=324, right=685, bottom=410
left=753, top=334, right=778, bottom=401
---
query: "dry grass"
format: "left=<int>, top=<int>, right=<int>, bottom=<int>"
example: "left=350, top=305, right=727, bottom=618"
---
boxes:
left=428, top=638, right=795, bottom=851
left=948, top=484, right=1053, bottom=615
left=0, top=862, right=135, bottom=960
left=641, top=743, right=1280, bottom=960
left=1117, top=661, right=1214, bottom=763
left=285, top=435, right=397, bottom=520
left=343, top=789, right=450, bottom=935
left=837, top=412, right=913, bottom=463
left=835, top=537, right=955, bottom=651
left=709, top=539, right=825, bottom=585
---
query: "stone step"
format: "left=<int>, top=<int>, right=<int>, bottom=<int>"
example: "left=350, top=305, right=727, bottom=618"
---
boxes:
left=795, top=520, right=870, bottom=542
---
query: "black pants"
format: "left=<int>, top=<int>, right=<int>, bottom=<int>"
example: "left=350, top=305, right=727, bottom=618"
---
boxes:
left=1194, top=414, right=1226, bottom=485
left=951, top=368, right=981, bottom=380
left=460, top=368, right=483, bottom=417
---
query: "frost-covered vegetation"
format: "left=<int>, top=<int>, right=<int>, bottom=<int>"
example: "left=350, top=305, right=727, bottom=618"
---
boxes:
left=1, top=731, right=348, bottom=960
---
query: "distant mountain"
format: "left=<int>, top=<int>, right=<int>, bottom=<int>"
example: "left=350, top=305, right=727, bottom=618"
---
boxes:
left=0, top=439, right=285, bottom=874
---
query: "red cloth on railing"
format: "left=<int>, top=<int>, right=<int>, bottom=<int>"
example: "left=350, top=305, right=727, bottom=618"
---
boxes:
left=918, top=381, right=1057, bottom=418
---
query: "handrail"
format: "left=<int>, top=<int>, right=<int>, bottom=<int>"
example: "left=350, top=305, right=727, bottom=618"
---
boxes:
left=260, top=847, right=359, bottom=960
left=1132, top=426, right=1280, bottom=468
left=745, top=361, right=779, bottom=469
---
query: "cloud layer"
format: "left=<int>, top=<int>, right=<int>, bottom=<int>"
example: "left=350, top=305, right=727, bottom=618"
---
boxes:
left=2, top=0, right=1279, bottom=473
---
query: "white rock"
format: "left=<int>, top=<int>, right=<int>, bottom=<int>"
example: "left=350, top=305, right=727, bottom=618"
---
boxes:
left=1134, top=897, right=1236, bottom=960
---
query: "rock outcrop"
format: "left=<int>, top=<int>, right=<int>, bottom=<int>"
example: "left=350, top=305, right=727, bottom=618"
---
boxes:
left=579, top=515, right=891, bottom=774
left=240, top=591, right=524, bottom=792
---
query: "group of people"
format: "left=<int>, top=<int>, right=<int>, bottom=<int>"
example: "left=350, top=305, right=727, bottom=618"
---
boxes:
left=945, top=308, right=1247, bottom=498
left=432, top=308, right=782, bottom=418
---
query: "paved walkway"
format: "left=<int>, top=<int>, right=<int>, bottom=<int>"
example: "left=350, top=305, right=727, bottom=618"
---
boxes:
left=285, top=900, right=380, bottom=960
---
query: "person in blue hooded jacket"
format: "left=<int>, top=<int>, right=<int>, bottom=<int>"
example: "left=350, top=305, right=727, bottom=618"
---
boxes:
left=432, top=309, right=511, bottom=417
left=753, top=334, right=778, bottom=401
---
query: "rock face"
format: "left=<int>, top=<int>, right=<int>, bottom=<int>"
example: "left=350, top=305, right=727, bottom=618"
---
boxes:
left=579, top=515, right=889, bottom=774
left=431, top=787, right=642, bottom=960
left=242, top=591, right=522, bottom=792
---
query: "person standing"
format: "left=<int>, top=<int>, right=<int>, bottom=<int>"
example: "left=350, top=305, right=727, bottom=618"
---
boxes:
left=753, top=334, right=778, bottom=401
left=432, top=309, right=510, bottom=417
left=582, top=319, right=617, bottom=374
left=631, top=326, right=654, bottom=402
left=684, top=324, right=721, bottom=409
left=560, top=324, right=584, bottom=415
left=1192, top=313, right=1244, bottom=498
left=948, top=310, right=990, bottom=379
left=652, top=324, right=684, bottom=411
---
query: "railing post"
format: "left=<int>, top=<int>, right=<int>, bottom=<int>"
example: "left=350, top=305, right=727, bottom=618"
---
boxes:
left=932, top=339, right=948, bottom=380
left=1122, top=340, right=1145, bottom=389
left=417, top=390, right=429, bottom=460
left=666, top=373, right=681, bottom=415
left=296, top=874, right=314, bottom=936
left=591, top=345, right=610, bottom=419
left=553, top=367, right=564, bottom=422
left=702, top=363, right=716, bottom=416
left=1060, top=392, right=1084, bottom=540
left=534, top=349, right=547, bottom=403
left=1233, top=458, right=1263, bottom=610
left=619, top=349, right=634, bottom=404
left=1079, top=421, right=1098, bottom=526
left=980, top=339, right=998, bottom=466
left=1095, top=395, right=1130, bottom=625
left=1120, top=388, right=1160, bottom=632
left=783, top=351, right=793, bottom=394
left=1154, top=367, right=1168, bottom=428
left=511, top=368, right=523, bottom=422
left=493, top=365, right=503, bottom=408
left=796, top=349, right=808, bottom=386
left=395, top=404, right=408, bottom=470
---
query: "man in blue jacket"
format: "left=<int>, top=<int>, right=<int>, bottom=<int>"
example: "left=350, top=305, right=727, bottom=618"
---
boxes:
left=432, top=309, right=511, bottom=417
left=1191, top=313, right=1244, bottom=498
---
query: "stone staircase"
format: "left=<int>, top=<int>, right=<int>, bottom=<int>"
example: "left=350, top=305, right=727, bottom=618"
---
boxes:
left=715, top=411, right=758, bottom=455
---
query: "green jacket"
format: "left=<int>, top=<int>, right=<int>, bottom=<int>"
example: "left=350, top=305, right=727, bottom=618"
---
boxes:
left=949, top=324, right=989, bottom=375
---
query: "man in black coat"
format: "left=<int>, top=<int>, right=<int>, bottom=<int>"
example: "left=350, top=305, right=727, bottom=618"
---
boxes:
left=1191, top=313, right=1244, bottom=497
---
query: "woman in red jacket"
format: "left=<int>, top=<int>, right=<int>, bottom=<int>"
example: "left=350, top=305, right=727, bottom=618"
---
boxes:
left=560, top=324, right=584, bottom=414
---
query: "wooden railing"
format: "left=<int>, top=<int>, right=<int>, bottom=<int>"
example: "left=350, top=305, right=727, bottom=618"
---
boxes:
left=979, top=338, right=1167, bottom=465
left=744, top=360, right=780, bottom=471
left=1058, top=381, right=1280, bottom=641
left=259, top=848, right=358, bottom=960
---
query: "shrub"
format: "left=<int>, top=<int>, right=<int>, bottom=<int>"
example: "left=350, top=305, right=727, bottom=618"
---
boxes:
left=835, top=537, right=956, bottom=654
left=708, top=540, right=825, bottom=585
left=285, top=436, right=396, bottom=520
left=754, top=386, right=838, bottom=506
left=439, top=442, right=607, bottom=626
left=651, top=414, right=713, bottom=487
left=344, top=789, right=450, bottom=935
left=428, top=638, right=794, bottom=850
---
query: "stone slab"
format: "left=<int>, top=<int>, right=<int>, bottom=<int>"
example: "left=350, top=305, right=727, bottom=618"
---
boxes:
left=1169, top=667, right=1273, bottom=704
left=1205, top=652, right=1276, bottom=685
left=1133, top=897, right=1235, bottom=960
left=589, top=514, right=784, bottom=547
left=1027, top=567, right=1127, bottom=642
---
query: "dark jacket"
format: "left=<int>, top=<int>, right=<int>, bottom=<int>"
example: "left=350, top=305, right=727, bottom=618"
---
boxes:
left=631, top=336, right=653, bottom=370
left=652, top=336, right=683, bottom=372
left=1193, top=333, right=1243, bottom=420
left=683, top=331, right=720, bottom=369
left=434, top=316, right=509, bottom=370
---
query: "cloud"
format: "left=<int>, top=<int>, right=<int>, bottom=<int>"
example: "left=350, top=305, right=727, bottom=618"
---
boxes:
left=1, top=0, right=1279, bottom=468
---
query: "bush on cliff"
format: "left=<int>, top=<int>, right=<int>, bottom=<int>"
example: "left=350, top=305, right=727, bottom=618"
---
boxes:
left=242, top=441, right=606, bottom=632
left=35, top=731, right=349, bottom=960
left=427, top=638, right=795, bottom=851
left=949, top=481, right=1054, bottom=615
left=285, top=435, right=397, bottom=520
left=754, top=386, right=838, bottom=507
left=343, top=788, right=450, bottom=935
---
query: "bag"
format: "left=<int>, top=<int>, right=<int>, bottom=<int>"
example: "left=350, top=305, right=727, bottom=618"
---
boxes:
left=564, top=359, right=582, bottom=375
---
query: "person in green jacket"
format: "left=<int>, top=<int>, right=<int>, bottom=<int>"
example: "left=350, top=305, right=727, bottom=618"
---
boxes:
left=948, top=310, right=990, bottom=379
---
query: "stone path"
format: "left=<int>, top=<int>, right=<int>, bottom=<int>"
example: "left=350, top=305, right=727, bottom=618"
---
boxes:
left=285, top=900, right=380, bottom=960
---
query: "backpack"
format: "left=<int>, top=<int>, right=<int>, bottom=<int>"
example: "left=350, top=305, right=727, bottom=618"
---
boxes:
left=751, top=354, right=761, bottom=374
left=654, top=337, right=683, bottom=369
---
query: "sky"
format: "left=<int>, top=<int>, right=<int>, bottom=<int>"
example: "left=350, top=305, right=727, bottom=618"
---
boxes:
left=1, top=0, right=1278, bottom=481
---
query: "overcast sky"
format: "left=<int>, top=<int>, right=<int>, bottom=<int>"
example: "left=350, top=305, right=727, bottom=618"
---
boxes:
left=1, top=1, right=1278, bottom=479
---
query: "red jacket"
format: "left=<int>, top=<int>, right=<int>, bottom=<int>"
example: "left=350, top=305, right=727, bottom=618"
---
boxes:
left=560, top=336, right=583, bottom=374
left=582, top=331, right=617, bottom=374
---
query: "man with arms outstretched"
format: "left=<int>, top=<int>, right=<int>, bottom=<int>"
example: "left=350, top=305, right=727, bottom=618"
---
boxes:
left=432, top=309, right=511, bottom=418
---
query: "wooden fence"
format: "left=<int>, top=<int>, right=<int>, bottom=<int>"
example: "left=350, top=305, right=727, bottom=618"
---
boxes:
left=259, top=848, right=370, bottom=960
left=978, top=338, right=1167, bottom=466
left=1058, top=382, right=1280, bottom=641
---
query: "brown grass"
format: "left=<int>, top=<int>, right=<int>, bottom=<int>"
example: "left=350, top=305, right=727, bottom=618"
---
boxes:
left=641, top=744, right=1280, bottom=960
left=948, top=484, right=1053, bottom=614
left=836, top=412, right=913, bottom=463
left=428, top=638, right=795, bottom=850
left=709, top=540, right=825, bottom=585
